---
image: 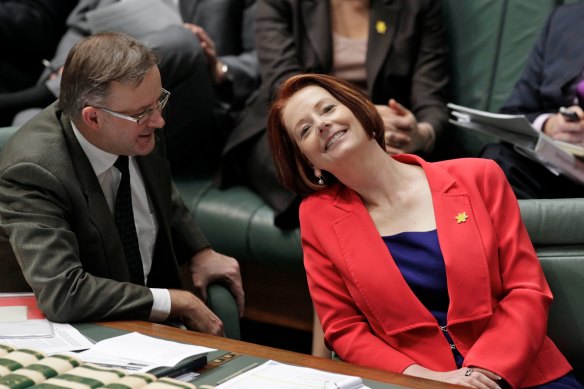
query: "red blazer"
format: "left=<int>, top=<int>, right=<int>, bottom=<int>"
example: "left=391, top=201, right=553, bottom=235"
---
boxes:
left=300, top=155, right=571, bottom=389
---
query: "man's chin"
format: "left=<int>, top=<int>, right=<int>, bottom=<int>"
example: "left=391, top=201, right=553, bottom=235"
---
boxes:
left=135, top=134, right=156, bottom=155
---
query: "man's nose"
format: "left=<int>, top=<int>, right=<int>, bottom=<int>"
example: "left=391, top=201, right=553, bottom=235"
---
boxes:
left=149, top=109, right=165, bottom=128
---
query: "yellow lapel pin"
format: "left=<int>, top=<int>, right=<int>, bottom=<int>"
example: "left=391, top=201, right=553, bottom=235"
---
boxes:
left=375, top=20, right=388, bottom=34
left=455, top=212, right=468, bottom=224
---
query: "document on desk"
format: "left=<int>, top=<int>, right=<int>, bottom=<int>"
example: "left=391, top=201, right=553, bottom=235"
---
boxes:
left=0, top=293, right=53, bottom=338
left=0, top=323, right=93, bottom=353
left=216, top=360, right=371, bottom=389
left=77, top=332, right=215, bottom=371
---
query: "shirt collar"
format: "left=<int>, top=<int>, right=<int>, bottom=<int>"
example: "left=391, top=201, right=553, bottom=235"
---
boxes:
left=71, top=121, right=119, bottom=176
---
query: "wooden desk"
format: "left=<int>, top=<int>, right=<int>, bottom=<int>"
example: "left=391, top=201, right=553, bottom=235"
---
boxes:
left=98, top=320, right=459, bottom=389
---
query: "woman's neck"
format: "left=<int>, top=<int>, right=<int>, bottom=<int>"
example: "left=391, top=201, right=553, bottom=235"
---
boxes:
left=331, top=144, right=416, bottom=208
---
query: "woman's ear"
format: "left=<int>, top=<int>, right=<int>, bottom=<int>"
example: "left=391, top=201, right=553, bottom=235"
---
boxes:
left=313, top=167, right=322, bottom=179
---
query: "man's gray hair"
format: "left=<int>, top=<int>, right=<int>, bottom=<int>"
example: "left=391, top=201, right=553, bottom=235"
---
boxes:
left=59, top=31, right=159, bottom=120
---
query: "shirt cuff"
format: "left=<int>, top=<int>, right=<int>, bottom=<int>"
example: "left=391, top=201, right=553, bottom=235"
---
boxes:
left=149, top=288, right=171, bottom=322
left=532, top=113, right=553, bottom=132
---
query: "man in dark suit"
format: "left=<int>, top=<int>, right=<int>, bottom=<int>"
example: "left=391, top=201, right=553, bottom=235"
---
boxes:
left=0, top=32, right=244, bottom=335
left=481, top=3, right=584, bottom=199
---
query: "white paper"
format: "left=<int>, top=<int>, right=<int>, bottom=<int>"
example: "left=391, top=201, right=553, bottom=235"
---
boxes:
left=79, top=332, right=215, bottom=367
left=0, top=319, right=53, bottom=338
left=0, top=306, right=27, bottom=322
left=70, top=350, right=158, bottom=373
left=0, top=323, right=92, bottom=353
left=216, top=360, right=370, bottom=389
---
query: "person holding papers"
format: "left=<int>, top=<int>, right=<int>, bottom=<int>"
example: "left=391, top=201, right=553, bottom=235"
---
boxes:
left=481, top=3, right=584, bottom=199
left=267, top=74, right=581, bottom=388
left=0, top=32, right=244, bottom=336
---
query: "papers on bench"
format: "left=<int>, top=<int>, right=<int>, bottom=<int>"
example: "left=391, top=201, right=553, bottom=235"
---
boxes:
left=76, top=332, right=215, bottom=374
left=448, top=103, right=584, bottom=185
left=216, top=360, right=371, bottom=389
left=0, top=293, right=53, bottom=338
left=0, top=323, right=93, bottom=354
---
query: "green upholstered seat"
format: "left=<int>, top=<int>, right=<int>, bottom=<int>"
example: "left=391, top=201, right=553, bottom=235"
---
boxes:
left=519, top=199, right=584, bottom=380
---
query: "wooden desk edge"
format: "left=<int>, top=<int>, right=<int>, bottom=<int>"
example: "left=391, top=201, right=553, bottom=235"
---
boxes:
left=98, top=320, right=460, bottom=389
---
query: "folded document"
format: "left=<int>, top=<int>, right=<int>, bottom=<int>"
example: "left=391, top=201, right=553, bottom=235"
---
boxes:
left=448, top=103, right=584, bottom=185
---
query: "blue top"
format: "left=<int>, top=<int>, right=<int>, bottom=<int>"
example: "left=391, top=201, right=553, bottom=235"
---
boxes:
left=382, top=230, right=463, bottom=367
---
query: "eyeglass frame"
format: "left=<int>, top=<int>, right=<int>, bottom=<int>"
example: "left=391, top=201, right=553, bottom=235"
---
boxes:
left=92, top=88, right=170, bottom=125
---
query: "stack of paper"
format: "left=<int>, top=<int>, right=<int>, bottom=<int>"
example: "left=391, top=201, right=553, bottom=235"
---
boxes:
left=448, top=103, right=584, bottom=185
left=0, top=293, right=94, bottom=354
left=0, top=293, right=52, bottom=338
left=76, top=332, right=215, bottom=374
left=216, top=360, right=370, bottom=389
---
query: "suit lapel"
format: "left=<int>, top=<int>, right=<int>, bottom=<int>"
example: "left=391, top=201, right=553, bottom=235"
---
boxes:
left=61, top=117, right=130, bottom=280
left=366, top=0, right=399, bottom=96
left=301, top=0, right=332, bottom=71
left=331, top=186, right=436, bottom=334
left=419, top=157, right=494, bottom=324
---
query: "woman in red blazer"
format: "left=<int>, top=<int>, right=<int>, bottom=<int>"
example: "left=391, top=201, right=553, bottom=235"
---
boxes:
left=266, top=74, right=580, bottom=389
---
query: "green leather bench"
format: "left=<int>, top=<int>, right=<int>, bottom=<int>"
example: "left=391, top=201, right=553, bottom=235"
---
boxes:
left=519, top=199, right=584, bottom=381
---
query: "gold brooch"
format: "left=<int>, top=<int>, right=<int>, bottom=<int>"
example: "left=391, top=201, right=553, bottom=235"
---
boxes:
left=455, top=212, right=468, bottom=224
left=375, top=20, right=388, bottom=34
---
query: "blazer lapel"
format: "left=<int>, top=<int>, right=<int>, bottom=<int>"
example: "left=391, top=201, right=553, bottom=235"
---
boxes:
left=301, top=0, right=332, bottom=71
left=331, top=186, right=437, bottom=335
left=61, top=117, right=130, bottom=280
left=366, top=0, right=400, bottom=96
left=418, top=157, right=494, bottom=324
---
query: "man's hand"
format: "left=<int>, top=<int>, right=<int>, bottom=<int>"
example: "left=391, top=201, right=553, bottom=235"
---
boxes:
left=375, top=99, right=435, bottom=154
left=183, top=23, right=228, bottom=84
left=189, top=248, right=245, bottom=317
left=543, top=105, right=584, bottom=145
left=168, top=289, right=225, bottom=336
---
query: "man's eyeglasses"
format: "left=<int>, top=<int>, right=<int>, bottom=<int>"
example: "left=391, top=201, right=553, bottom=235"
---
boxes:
left=94, top=88, right=170, bottom=125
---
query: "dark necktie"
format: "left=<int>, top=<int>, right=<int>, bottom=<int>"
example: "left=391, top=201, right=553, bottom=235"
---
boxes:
left=114, top=156, right=144, bottom=285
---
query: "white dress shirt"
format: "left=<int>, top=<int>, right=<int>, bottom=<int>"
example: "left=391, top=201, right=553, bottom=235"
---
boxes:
left=71, top=122, right=171, bottom=321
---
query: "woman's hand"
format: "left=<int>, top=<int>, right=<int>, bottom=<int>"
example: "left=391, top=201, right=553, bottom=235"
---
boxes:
left=403, top=364, right=502, bottom=389
left=375, top=99, right=435, bottom=154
